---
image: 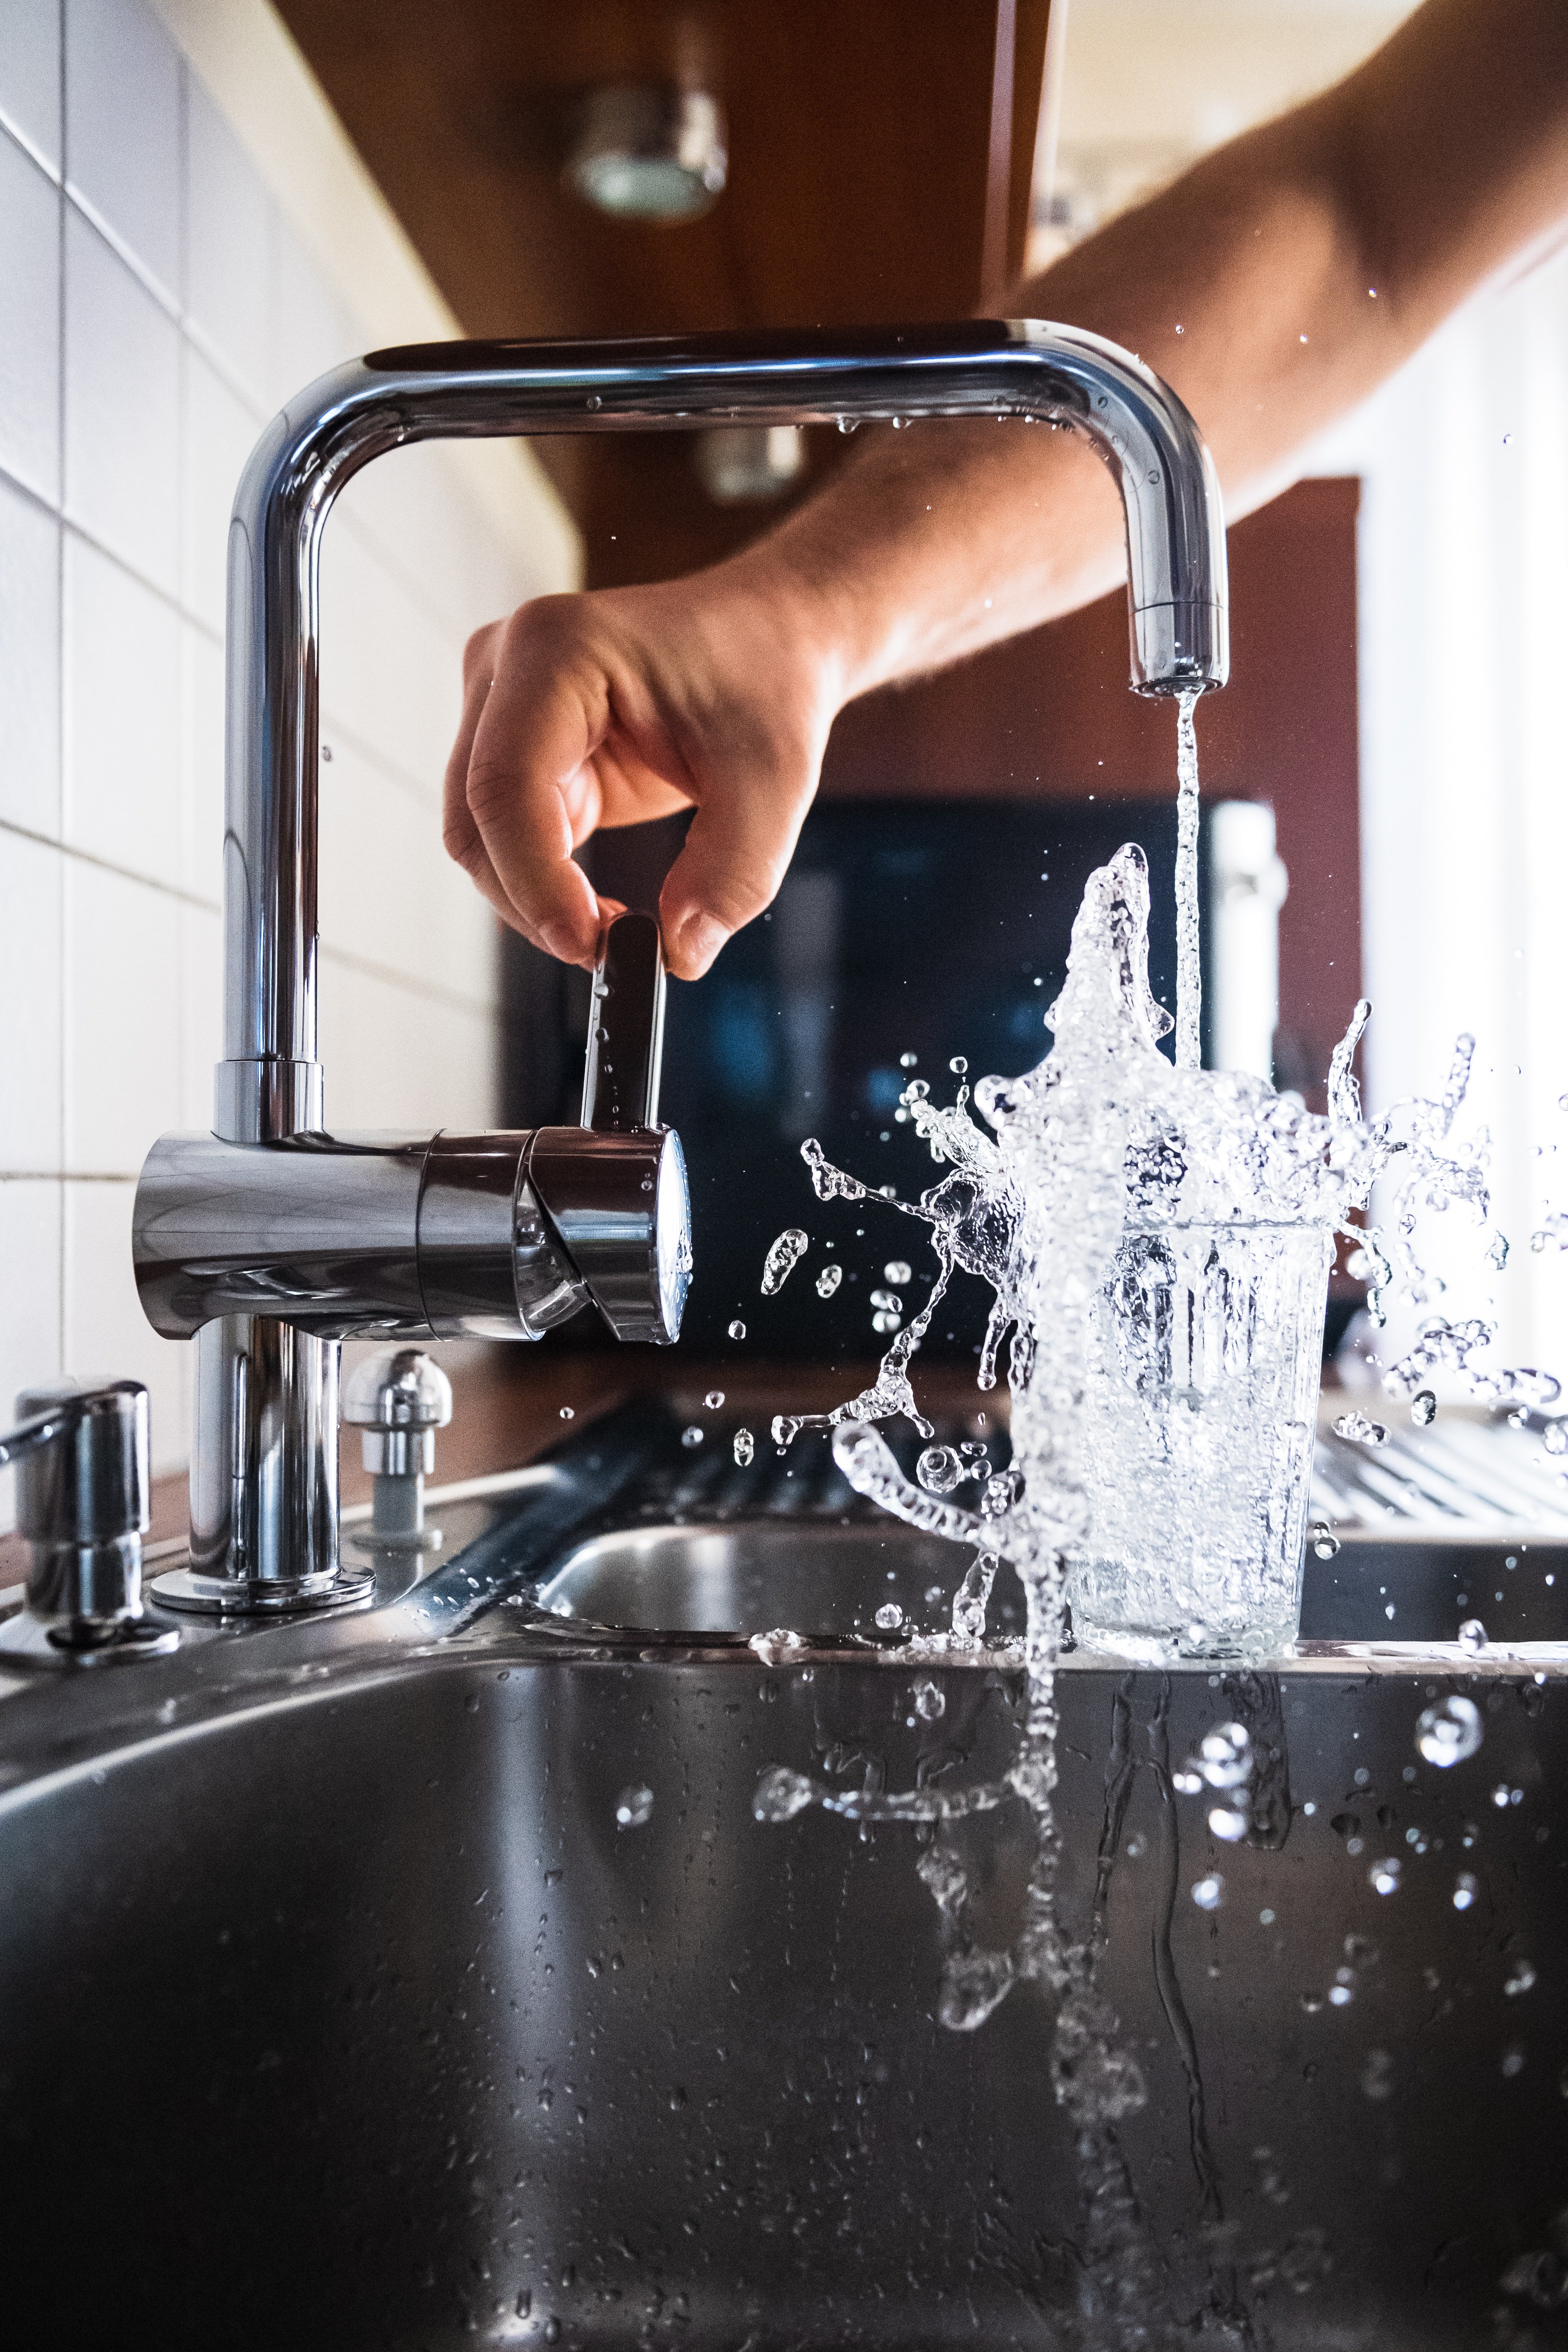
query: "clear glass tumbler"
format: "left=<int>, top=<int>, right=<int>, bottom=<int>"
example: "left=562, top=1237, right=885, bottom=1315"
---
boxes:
left=1064, top=1221, right=1332, bottom=1662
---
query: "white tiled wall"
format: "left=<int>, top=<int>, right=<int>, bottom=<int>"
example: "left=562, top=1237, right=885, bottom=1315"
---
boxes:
left=0, top=0, right=579, bottom=1520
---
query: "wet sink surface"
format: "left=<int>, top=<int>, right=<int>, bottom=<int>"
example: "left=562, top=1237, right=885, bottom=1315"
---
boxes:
left=2, top=1405, right=1565, bottom=2350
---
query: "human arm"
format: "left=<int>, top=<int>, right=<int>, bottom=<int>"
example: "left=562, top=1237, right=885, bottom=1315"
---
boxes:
left=443, top=0, right=1568, bottom=978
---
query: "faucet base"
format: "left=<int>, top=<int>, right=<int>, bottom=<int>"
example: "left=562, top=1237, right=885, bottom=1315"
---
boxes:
left=149, top=1563, right=373, bottom=1617
left=0, top=1610, right=180, bottom=1666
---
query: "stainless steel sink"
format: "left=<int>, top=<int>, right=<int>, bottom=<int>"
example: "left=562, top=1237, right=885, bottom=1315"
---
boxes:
left=2, top=1402, right=1564, bottom=2350
left=538, top=1521, right=1027, bottom=1642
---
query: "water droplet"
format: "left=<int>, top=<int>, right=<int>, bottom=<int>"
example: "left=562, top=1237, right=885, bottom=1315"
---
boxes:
left=1485, top=1232, right=1509, bottom=1270
left=1411, top=1390, right=1437, bottom=1427
left=869, top=1288, right=903, bottom=1312
left=681, top=1425, right=703, bottom=1448
left=704, top=1389, right=725, bottom=1410
left=749, top=1628, right=806, bottom=1666
left=753, top=1765, right=816, bottom=1821
left=884, top=1259, right=913, bottom=1285
left=913, top=1679, right=946, bottom=1720
left=1453, top=1871, right=1479, bottom=1909
left=1334, top=1411, right=1389, bottom=1445
left=761, top=1228, right=809, bottom=1295
left=1459, top=1618, right=1489, bottom=1653
left=1505, top=1958, right=1537, bottom=1997
left=615, top=1784, right=654, bottom=1830
left=1416, top=1693, right=1484, bottom=1767
left=559, top=1405, right=575, bottom=1420
left=1502, top=2046, right=1526, bottom=2078
left=874, top=1602, right=904, bottom=1632
left=949, top=1055, right=968, bottom=1074
left=899, top=1051, right=918, bottom=1068
left=728, top=1319, right=747, bottom=1340
left=1309, top=1517, right=1341, bottom=1560
left=1198, top=1721, right=1253, bottom=1788
left=1192, top=1875, right=1225, bottom=1911
left=1545, top=1421, right=1568, bottom=1456
left=872, top=1310, right=902, bottom=1335
left=732, top=1427, right=755, bottom=1466
left=917, top=1444, right=964, bottom=1494
left=1172, top=1769, right=1204, bottom=1796
left=1328, top=1982, right=1354, bottom=2007
left=815, top=1263, right=843, bottom=1298
left=1208, top=1803, right=1250, bottom=1841
left=1370, top=1856, right=1403, bottom=1895
left=1361, top=2049, right=1394, bottom=2101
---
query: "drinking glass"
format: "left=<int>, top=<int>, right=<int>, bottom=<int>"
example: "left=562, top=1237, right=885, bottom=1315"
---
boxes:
left=1064, top=1220, right=1332, bottom=1662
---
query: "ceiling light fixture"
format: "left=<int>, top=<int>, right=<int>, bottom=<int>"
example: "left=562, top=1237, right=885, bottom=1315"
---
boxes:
left=564, top=84, right=727, bottom=222
left=696, top=426, right=805, bottom=504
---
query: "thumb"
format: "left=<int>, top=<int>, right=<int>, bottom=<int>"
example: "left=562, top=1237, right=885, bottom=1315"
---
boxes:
left=659, top=765, right=815, bottom=980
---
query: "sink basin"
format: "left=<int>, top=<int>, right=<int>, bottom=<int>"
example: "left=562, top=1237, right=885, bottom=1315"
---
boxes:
left=537, top=1521, right=1028, bottom=1642
left=1, top=1404, right=1563, bottom=2350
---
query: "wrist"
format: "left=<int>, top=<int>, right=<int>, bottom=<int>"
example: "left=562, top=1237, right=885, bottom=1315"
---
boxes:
left=711, top=502, right=907, bottom=714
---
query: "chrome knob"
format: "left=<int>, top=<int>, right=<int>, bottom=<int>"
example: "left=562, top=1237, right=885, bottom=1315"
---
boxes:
left=342, top=1349, right=452, bottom=1550
left=343, top=1348, right=453, bottom=1475
left=0, top=1381, right=178, bottom=1662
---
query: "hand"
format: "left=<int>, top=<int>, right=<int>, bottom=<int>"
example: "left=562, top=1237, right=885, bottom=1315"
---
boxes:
left=442, top=558, right=846, bottom=980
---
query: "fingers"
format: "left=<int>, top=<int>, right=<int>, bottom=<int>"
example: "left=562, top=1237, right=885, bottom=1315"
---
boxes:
left=443, top=588, right=831, bottom=982
left=658, top=765, right=812, bottom=980
left=455, top=605, right=608, bottom=967
left=442, top=625, right=516, bottom=929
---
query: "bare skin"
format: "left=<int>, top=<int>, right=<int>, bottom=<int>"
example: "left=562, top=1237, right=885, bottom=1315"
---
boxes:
left=443, top=0, right=1568, bottom=980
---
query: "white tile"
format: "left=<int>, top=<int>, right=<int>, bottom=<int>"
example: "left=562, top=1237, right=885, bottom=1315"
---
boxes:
left=0, top=0, right=62, bottom=177
left=0, top=1179, right=63, bottom=1521
left=319, top=524, right=464, bottom=793
left=318, top=960, right=495, bottom=1133
left=63, top=204, right=180, bottom=593
left=267, top=219, right=354, bottom=411
left=0, top=472, right=61, bottom=834
left=337, top=444, right=489, bottom=647
left=63, top=1176, right=188, bottom=1474
left=62, top=857, right=180, bottom=1174
left=63, top=0, right=180, bottom=302
left=180, top=618, right=223, bottom=900
left=62, top=530, right=182, bottom=882
left=182, top=342, right=256, bottom=633
left=0, top=827, right=63, bottom=1170
left=318, top=738, right=500, bottom=1011
left=177, top=899, right=219, bottom=1129
left=185, top=71, right=271, bottom=407
left=0, top=128, right=62, bottom=504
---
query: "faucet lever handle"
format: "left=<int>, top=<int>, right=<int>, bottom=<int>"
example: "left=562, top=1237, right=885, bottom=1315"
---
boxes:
left=581, top=910, right=666, bottom=1132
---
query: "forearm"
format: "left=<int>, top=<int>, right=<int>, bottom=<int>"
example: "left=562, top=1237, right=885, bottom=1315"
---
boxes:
left=731, top=0, right=1568, bottom=703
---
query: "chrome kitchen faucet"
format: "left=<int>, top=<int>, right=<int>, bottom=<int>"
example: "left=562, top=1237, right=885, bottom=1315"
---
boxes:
left=130, top=322, right=1229, bottom=1612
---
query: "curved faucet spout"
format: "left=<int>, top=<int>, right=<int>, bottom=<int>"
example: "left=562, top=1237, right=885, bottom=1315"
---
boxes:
left=168, top=321, right=1227, bottom=1599
left=221, top=320, right=1226, bottom=1138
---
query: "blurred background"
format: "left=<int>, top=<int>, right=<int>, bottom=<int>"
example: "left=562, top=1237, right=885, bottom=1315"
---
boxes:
left=5, top=0, right=1565, bottom=1512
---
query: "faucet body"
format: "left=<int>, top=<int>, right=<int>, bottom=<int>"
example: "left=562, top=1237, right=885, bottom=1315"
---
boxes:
left=132, top=321, right=1228, bottom=1609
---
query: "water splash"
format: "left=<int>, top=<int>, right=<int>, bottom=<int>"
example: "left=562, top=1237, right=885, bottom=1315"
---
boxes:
left=761, top=1228, right=809, bottom=1294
